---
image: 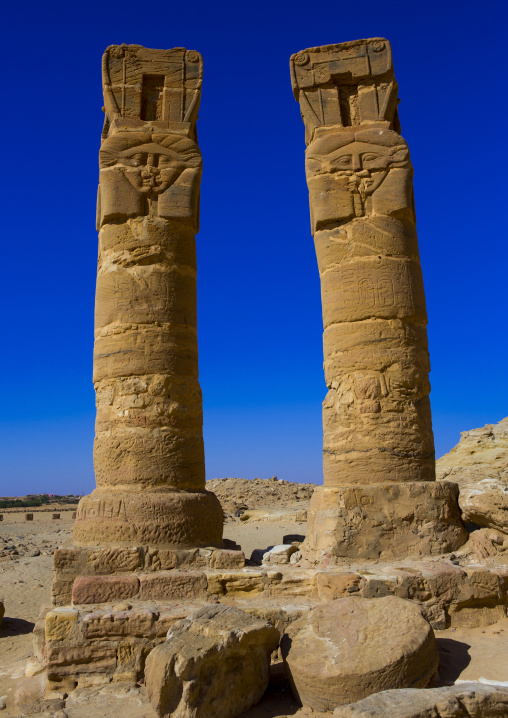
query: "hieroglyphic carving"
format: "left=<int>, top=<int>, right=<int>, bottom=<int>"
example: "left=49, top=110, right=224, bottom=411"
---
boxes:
left=291, top=38, right=435, bottom=487
left=74, top=45, right=222, bottom=549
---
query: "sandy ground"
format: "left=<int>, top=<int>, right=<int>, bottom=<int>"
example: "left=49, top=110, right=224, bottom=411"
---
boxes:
left=2, top=510, right=508, bottom=717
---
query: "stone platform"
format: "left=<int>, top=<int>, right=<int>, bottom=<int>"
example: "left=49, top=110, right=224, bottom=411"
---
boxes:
left=35, top=549, right=508, bottom=692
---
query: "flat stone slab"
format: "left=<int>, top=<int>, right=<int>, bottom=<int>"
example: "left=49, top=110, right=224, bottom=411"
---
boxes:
left=333, top=682, right=508, bottom=717
left=282, top=596, right=439, bottom=711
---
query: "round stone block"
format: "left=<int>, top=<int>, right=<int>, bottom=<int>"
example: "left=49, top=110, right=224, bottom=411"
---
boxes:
left=73, top=488, right=223, bottom=548
left=282, top=596, right=438, bottom=711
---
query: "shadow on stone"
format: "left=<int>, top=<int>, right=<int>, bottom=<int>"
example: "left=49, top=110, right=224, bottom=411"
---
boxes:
left=239, top=683, right=300, bottom=717
left=0, top=617, right=35, bottom=637
left=436, top=638, right=472, bottom=685
left=283, top=534, right=306, bottom=543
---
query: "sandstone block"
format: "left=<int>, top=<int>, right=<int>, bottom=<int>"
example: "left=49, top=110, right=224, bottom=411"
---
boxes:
left=317, top=572, right=363, bottom=601
left=145, top=605, right=279, bottom=718
left=303, top=482, right=467, bottom=562
left=45, top=607, right=79, bottom=641
left=83, top=609, right=154, bottom=638
left=54, top=548, right=82, bottom=571
left=86, top=547, right=143, bottom=574
left=51, top=578, right=74, bottom=607
left=46, top=642, right=117, bottom=678
left=205, top=570, right=265, bottom=597
left=210, top=548, right=245, bottom=569
left=138, top=571, right=206, bottom=600
left=72, top=575, right=139, bottom=604
left=333, top=682, right=508, bottom=717
left=282, top=596, right=438, bottom=711
left=269, top=570, right=317, bottom=597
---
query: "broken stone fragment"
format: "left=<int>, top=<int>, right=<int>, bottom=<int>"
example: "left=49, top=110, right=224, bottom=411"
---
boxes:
left=250, top=544, right=298, bottom=565
left=333, top=682, right=508, bottom=717
left=145, top=604, right=280, bottom=718
left=436, top=416, right=508, bottom=533
left=282, top=596, right=438, bottom=711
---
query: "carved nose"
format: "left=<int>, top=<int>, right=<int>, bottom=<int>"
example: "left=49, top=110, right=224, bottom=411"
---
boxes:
left=351, top=154, right=362, bottom=171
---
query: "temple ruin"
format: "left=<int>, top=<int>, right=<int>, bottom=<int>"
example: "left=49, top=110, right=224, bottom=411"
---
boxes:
left=290, top=39, right=466, bottom=560
left=74, top=44, right=223, bottom=549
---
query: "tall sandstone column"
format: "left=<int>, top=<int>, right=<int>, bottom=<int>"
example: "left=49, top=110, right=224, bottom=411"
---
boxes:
left=73, top=44, right=223, bottom=548
left=290, top=39, right=466, bottom=560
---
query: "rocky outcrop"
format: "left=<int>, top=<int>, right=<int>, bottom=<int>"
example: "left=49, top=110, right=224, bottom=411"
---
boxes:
left=145, top=604, right=279, bottom=718
left=281, top=596, right=438, bottom=711
left=437, top=417, right=508, bottom=532
left=333, top=682, right=508, bottom=717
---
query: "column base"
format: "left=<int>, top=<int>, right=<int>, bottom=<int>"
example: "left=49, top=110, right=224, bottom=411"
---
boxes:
left=302, top=481, right=467, bottom=563
left=73, top=489, right=223, bottom=549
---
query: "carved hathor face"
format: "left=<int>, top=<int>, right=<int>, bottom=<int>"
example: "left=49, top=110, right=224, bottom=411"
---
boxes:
left=305, top=128, right=412, bottom=227
left=99, top=132, right=201, bottom=196
left=306, top=128, right=410, bottom=195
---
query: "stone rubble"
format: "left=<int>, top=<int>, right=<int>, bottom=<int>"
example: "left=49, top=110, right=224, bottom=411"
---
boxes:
left=145, top=605, right=279, bottom=718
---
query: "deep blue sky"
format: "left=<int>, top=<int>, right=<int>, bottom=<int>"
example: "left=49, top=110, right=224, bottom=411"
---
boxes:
left=1, top=0, right=507, bottom=496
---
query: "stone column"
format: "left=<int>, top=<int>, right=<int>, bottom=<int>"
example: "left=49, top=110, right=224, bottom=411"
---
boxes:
left=73, top=44, right=223, bottom=548
left=290, top=39, right=466, bottom=560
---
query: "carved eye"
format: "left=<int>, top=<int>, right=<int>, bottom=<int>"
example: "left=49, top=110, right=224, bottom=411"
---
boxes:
left=362, top=153, right=379, bottom=162
left=158, top=156, right=174, bottom=168
left=333, top=156, right=352, bottom=168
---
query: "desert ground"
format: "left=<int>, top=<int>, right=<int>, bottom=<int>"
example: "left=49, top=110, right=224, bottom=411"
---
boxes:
left=1, top=479, right=508, bottom=717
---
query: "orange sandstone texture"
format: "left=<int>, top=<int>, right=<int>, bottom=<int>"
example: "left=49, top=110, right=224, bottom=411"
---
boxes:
left=74, top=45, right=222, bottom=549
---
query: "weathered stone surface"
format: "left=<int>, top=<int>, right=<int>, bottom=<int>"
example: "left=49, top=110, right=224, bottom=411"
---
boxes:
left=72, top=575, right=139, bottom=604
left=206, top=570, right=266, bottom=597
left=317, top=572, right=363, bottom=601
left=145, top=604, right=280, bottom=718
left=291, top=38, right=434, bottom=488
left=73, top=44, right=223, bottom=550
left=437, top=416, right=508, bottom=532
left=138, top=571, right=206, bottom=600
left=83, top=609, right=154, bottom=638
left=303, top=482, right=467, bottom=561
left=45, top=607, right=79, bottom=641
left=46, top=642, right=118, bottom=678
left=333, top=682, right=508, bottom=717
left=282, top=596, right=438, bottom=711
